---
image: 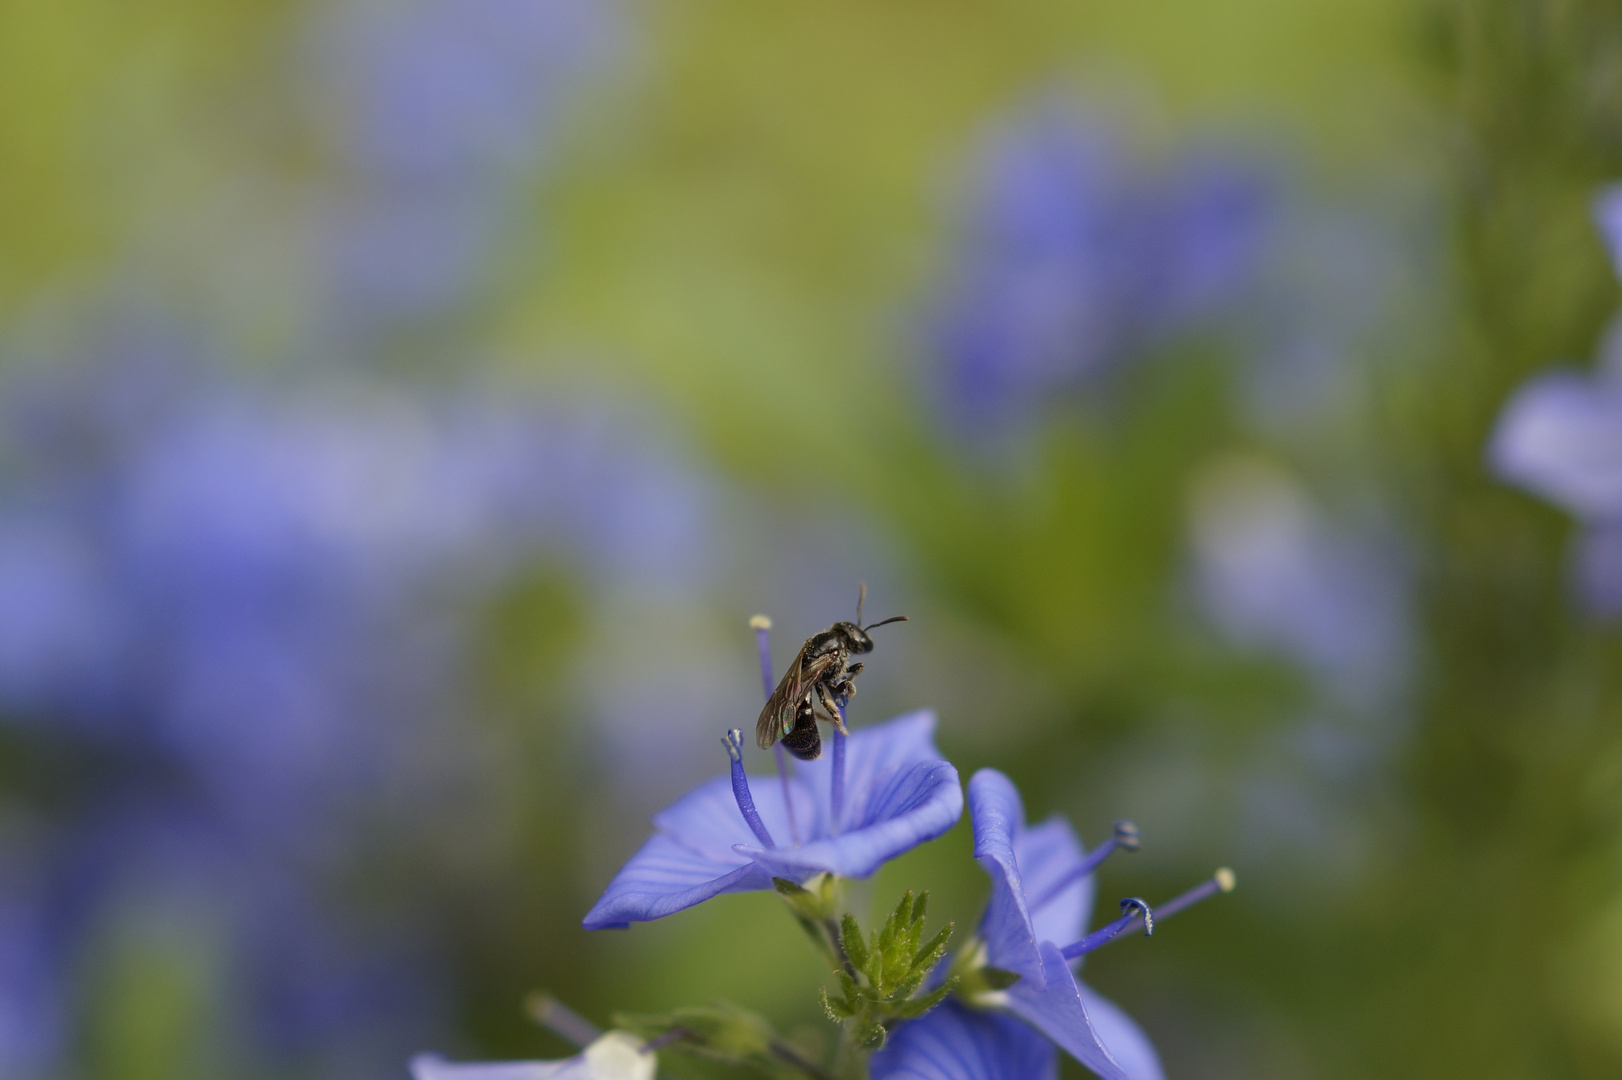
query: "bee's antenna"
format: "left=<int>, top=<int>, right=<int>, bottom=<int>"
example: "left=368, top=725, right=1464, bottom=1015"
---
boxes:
left=856, top=581, right=866, bottom=626
left=863, top=615, right=909, bottom=632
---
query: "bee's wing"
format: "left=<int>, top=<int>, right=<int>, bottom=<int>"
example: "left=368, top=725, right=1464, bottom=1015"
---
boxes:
left=755, top=650, right=837, bottom=749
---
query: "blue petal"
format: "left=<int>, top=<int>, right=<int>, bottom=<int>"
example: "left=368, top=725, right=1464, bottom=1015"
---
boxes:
left=1488, top=369, right=1622, bottom=519
left=411, top=1033, right=655, bottom=1080
left=739, top=712, right=964, bottom=880
left=581, top=831, right=771, bottom=930
left=872, top=1001, right=1057, bottom=1080
left=741, top=760, right=962, bottom=879
left=1596, top=183, right=1622, bottom=283
left=1019, top=817, right=1093, bottom=961
left=649, top=771, right=818, bottom=863
left=967, top=770, right=1093, bottom=985
left=794, top=710, right=949, bottom=829
left=1005, top=942, right=1142, bottom=1080
left=1076, top=985, right=1165, bottom=1080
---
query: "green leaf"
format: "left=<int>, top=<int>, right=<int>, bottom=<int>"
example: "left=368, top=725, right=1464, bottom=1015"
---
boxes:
left=911, top=891, right=929, bottom=927
left=819, top=987, right=850, bottom=1021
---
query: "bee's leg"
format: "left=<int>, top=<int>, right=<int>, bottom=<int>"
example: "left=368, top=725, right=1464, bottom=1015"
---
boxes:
left=816, top=682, right=849, bottom=735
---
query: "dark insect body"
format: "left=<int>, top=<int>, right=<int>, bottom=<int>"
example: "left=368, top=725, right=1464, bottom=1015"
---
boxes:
left=755, top=586, right=907, bottom=761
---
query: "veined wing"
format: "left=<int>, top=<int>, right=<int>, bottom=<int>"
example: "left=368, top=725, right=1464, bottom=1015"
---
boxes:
left=755, top=649, right=837, bottom=749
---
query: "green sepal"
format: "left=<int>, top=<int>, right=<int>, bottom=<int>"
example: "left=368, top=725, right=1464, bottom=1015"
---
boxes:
left=773, top=873, right=841, bottom=921
left=862, top=933, right=884, bottom=989
left=979, top=966, right=1020, bottom=991
left=893, top=976, right=958, bottom=1021
left=814, top=887, right=960, bottom=1060
left=615, top=1001, right=813, bottom=1080
left=819, top=986, right=850, bottom=1022
left=910, top=922, right=954, bottom=973
left=840, top=913, right=868, bottom=972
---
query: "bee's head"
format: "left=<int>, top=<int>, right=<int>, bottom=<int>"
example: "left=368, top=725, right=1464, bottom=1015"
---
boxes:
left=840, top=616, right=907, bottom=654
left=837, top=621, right=875, bottom=654
left=851, top=582, right=908, bottom=654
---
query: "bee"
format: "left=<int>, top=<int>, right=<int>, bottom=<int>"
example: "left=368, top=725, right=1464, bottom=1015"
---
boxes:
left=755, top=584, right=908, bottom=761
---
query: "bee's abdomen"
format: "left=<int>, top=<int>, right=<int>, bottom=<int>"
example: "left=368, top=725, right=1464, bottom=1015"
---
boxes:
left=781, top=710, right=822, bottom=761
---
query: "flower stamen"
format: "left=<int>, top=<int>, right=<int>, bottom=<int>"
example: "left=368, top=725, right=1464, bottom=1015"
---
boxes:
left=751, top=615, right=801, bottom=845
left=1060, top=868, right=1235, bottom=959
left=723, top=728, right=777, bottom=848
left=1060, top=897, right=1153, bottom=960
left=1028, top=820, right=1140, bottom=913
left=750, top=614, right=775, bottom=701
left=1155, top=867, right=1236, bottom=921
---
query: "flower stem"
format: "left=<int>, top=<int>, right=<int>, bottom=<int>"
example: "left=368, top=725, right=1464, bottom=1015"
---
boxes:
left=771, top=1038, right=837, bottom=1080
left=523, top=992, right=600, bottom=1049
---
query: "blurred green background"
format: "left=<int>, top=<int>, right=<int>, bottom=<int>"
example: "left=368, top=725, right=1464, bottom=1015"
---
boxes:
left=2, top=1, right=1622, bottom=1078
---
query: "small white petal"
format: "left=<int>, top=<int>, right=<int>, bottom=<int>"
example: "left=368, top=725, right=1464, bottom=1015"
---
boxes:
left=410, top=1032, right=654, bottom=1080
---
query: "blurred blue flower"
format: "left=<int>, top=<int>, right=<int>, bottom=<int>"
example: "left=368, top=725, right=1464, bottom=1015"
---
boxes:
left=411, top=1031, right=655, bottom=1080
left=1188, top=457, right=1410, bottom=710
left=583, top=711, right=963, bottom=930
left=924, top=104, right=1273, bottom=434
left=1492, top=364, right=1622, bottom=613
left=0, top=328, right=720, bottom=1075
left=0, top=347, right=714, bottom=828
left=0, top=869, right=70, bottom=1080
left=1489, top=183, right=1622, bottom=614
left=310, top=0, right=619, bottom=337
left=1490, top=368, right=1622, bottom=520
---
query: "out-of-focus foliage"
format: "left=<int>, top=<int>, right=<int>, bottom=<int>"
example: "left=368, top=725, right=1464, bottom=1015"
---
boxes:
left=1, top=0, right=1621, bottom=1078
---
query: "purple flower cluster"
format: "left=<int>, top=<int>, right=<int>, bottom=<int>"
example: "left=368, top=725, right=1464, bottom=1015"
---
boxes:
left=0, top=1, right=640, bottom=1075
left=0, top=331, right=715, bottom=1075
left=924, top=104, right=1273, bottom=435
left=1489, top=186, right=1622, bottom=614
left=308, top=0, right=619, bottom=340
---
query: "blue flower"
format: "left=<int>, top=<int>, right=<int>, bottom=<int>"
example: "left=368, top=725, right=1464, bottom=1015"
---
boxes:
left=1188, top=457, right=1411, bottom=710
left=875, top=770, right=1232, bottom=1080
left=582, top=711, right=963, bottom=930
left=1489, top=183, right=1622, bottom=614
left=964, top=769, right=1164, bottom=1080
left=411, top=1032, right=655, bottom=1080
left=924, top=103, right=1272, bottom=436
